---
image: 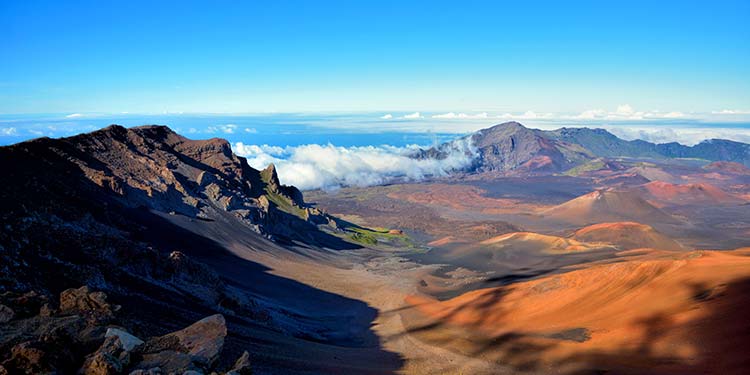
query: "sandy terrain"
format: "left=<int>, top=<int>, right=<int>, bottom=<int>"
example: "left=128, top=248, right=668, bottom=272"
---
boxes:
left=404, top=249, right=750, bottom=374
left=301, top=172, right=750, bottom=374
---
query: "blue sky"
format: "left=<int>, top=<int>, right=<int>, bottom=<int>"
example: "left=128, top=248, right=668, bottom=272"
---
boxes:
left=1, top=0, right=749, bottom=116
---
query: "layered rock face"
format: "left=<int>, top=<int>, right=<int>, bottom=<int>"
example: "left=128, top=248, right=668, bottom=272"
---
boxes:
left=0, top=125, right=340, bottom=292
left=0, top=124, right=328, bottom=235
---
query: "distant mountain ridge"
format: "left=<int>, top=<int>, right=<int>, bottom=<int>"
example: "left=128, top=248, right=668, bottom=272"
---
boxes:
left=420, top=122, right=750, bottom=173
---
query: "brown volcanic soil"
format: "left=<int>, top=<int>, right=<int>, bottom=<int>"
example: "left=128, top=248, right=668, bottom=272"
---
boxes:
left=479, top=232, right=617, bottom=254
left=386, top=183, right=544, bottom=215
left=637, top=181, right=745, bottom=206
left=572, top=222, right=684, bottom=251
left=306, top=173, right=750, bottom=373
left=543, top=189, right=681, bottom=227
left=704, top=161, right=750, bottom=175
left=403, top=249, right=750, bottom=374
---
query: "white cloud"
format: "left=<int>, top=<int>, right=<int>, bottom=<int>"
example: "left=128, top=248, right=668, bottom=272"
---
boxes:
left=659, top=111, right=684, bottom=119
left=567, top=105, right=684, bottom=121
left=432, top=112, right=489, bottom=119
left=380, top=114, right=393, bottom=119
left=65, top=113, right=83, bottom=118
left=234, top=143, right=285, bottom=156
left=207, top=124, right=238, bottom=134
left=570, top=109, right=607, bottom=120
left=498, top=110, right=554, bottom=120
left=615, top=104, right=634, bottom=115
left=605, top=126, right=750, bottom=145
left=244, top=127, right=257, bottom=133
left=712, top=109, right=750, bottom=115
left=233, top=140, right=476, bottom=191
left=403, top=112, right=423, bottom=119
left=1, top=127, right=18, bottom=136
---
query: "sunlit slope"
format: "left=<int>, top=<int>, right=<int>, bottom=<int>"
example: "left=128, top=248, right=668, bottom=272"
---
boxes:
left=405, top=249, right=750, bottom=374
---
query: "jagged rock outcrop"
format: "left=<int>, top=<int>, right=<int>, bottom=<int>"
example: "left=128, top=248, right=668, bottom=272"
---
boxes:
left=0, top=124, right=337, bottom=243
left=0, top=124, right=346, bottom=312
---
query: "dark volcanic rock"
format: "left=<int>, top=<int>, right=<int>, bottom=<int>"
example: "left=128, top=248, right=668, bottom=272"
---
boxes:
left=59, top=286, right=120, bottom=324
left=470, top=122, right=592, bottom=172
left=227, top=351, right=252, bottom=375
left=80, top=335, right=132, bottom=375
left=419, top=122, right=594, bottom=173
left=132, top=314, right=227, bottom=373
left=0, top=124, right=359, bottom=374
left=1, top=286, right=235, bottom=375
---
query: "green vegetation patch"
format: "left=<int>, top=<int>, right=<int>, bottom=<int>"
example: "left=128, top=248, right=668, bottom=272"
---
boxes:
left=264, top=189, right=308, bottom=219
left=562, top=158, right=606, bottom=176
left=345, top=226, right=418, bottom=249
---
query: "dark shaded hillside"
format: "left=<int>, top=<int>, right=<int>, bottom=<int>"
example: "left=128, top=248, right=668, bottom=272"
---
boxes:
left=545, top=127, right=665, bottom=159
left=0, top=125, right=401, bottom=374
left=547, top=127, right=750, bottom=163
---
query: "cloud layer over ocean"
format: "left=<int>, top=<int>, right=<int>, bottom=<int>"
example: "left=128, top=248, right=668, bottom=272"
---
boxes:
left=233, top=139, right=476, bottom=191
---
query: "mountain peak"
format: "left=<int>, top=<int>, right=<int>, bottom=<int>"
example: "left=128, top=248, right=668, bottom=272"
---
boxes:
left=261, top=163, right=280, bottom=187
left=479, top=121, right=527, bottom=133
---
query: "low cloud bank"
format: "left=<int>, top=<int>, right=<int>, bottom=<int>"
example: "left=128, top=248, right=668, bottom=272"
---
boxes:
left=233, top=140, right=476, bottom=191
left=605, top=126, right=750, bottom=146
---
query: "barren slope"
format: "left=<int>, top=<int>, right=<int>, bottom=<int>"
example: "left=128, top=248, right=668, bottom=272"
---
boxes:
left=405, top=248, right=750, bottom=374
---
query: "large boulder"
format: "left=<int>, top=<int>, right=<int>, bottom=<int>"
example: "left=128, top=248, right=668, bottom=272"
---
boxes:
left=132, top=314, right=227, bottom=373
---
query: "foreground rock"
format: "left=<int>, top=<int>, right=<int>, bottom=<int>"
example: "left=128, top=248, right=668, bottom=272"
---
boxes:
left=131, top=314, right=227, bottom=373
left=0, top=286, right=247, bottom=375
